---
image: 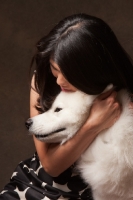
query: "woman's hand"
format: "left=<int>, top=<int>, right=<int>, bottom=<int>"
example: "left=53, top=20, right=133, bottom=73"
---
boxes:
left=83, top=90, right=121, bottom=133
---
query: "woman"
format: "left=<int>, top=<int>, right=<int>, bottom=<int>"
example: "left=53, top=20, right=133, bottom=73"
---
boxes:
left=1, top=13, right=133, bottom=200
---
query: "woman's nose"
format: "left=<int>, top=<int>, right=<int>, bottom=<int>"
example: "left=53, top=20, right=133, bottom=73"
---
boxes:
left=56, top=74, right=67, bottom=86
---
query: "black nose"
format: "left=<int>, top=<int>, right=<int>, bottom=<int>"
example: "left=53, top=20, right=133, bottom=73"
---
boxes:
left=25, top=118, right=33, bottom=129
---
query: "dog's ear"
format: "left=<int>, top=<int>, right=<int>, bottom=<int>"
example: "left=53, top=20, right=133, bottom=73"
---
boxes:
left=102, top=84, right=114, bottom=93
left=54, top=107, right=62, bottom=112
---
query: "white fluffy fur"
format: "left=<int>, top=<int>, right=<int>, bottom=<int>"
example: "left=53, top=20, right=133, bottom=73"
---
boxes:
left=29, top=88, right=133, bottom=200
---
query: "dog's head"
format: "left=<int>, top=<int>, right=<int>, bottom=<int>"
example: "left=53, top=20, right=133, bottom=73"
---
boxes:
left=26, top=91, right=96, bottom=144
left=26, top=85, right=114, bottom=144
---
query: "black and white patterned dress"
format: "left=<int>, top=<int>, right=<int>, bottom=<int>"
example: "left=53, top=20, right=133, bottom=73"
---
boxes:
left=0, top=152, right=93, bottom=200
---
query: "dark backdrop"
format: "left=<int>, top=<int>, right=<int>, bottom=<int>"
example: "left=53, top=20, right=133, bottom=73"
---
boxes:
left=0, top=0, right=133, bottom=190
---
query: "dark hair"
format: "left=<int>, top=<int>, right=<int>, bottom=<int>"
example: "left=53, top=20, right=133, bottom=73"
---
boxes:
left=31, top=13, right=133, bottom=112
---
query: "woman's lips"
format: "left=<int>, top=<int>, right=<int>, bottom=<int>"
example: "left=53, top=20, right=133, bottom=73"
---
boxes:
left=61, top=87, right=71, bottom=92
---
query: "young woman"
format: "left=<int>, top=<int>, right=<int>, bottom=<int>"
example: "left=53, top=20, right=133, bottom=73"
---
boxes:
left=1, top=13, right=133, bottom=200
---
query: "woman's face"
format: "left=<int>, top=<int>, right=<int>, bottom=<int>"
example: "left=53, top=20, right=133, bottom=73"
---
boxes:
left=50, top=59, right=77, bottom=92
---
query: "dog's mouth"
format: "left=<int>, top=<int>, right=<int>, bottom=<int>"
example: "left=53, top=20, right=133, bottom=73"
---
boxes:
left=35, top=128, right=66, bottom=139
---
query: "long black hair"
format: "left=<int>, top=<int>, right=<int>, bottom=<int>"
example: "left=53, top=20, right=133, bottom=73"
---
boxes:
left=31, top=13, right=133, bottom=112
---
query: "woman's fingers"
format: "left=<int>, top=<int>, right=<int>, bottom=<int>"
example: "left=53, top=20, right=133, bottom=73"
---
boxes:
left=94, top=90, right=118, bottom=109
left=86, top=89, right=122, bottom=132
left=97, top=88, right=117, bottom=100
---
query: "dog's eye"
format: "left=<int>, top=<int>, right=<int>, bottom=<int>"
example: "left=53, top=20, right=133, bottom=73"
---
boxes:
left=54, top=107, right=62, bottom=112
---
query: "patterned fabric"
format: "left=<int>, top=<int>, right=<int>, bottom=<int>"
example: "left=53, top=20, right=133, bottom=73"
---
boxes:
left=0, top=153, right=93, bottom=200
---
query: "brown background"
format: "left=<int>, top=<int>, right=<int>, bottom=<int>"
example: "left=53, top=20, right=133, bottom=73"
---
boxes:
left=0, top=0, right=133, bottom=190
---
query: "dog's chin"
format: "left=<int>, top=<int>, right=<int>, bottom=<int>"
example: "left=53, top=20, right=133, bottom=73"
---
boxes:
left=34, top=127, right=67, bottom=143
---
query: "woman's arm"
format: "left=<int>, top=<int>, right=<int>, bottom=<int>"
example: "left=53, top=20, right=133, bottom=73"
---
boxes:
left=30, top=77, right=121, bottom=177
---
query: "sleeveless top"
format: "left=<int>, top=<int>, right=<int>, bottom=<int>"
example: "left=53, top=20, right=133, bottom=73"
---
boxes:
left=0, top=152, right=93, bottom=200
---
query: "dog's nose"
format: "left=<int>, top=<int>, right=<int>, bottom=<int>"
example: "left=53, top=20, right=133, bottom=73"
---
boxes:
left=25, top=118, right=33, bottom=129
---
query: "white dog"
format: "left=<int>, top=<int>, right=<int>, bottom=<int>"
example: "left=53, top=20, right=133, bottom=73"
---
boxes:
left=26, top=87, right=133, bottom=200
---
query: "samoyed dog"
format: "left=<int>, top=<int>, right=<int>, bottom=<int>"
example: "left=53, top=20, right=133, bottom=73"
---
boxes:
left=26, top=86, right=133, bottom=200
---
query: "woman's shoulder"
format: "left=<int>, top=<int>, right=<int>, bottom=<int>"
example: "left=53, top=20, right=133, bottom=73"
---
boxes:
left=30, top=73, right=40, bottom=117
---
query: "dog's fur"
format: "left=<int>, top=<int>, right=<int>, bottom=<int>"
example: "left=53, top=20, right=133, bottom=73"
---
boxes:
left=28, top=88, right=133, bottom=200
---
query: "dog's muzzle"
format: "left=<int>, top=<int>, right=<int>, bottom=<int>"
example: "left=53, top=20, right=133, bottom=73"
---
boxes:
left=35, top=128, right=66, bottom=139
left=25, top=118, right=33, bottom=130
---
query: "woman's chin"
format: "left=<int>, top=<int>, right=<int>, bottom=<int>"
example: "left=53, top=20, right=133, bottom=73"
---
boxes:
left=61, top=88, right=74, bottom=92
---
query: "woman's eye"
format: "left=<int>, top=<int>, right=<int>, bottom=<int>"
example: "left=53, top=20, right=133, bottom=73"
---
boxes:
left=50, top=66, right=58, bottom=77
left=50, top=65, right=57, bottom=71
left=54, top=107, right=62, bottom=112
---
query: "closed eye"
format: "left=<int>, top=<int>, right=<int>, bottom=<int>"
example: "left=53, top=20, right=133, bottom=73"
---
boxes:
left=54, top=107, right=62, bottom=112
